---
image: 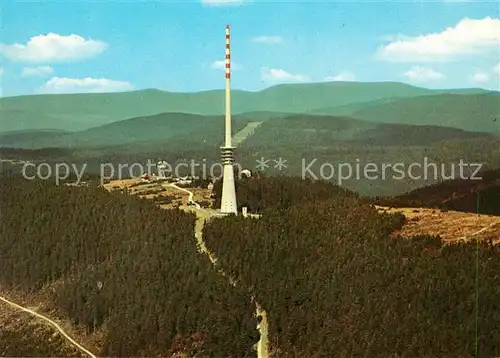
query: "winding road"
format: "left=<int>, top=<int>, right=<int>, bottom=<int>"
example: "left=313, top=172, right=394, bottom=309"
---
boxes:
left=3, top=187, right=498, bottom=357
left=0, top=182, right=268, bottom=358
left=168, top=183, right=201, bottom=209
left=0, top=295, right=96, bottom=358
left=169, top=184, right=270, bottom=358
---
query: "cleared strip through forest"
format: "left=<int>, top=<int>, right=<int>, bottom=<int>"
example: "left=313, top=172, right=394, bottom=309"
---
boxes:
left=170, top=185, right=270, bottom=357
left=231, top=121, right=263, bottom=147
left=0, top=295, right=96, bottom=358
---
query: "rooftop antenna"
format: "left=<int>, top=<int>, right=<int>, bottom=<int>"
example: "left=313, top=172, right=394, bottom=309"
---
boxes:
left=220, top=24, right=238, bottom=214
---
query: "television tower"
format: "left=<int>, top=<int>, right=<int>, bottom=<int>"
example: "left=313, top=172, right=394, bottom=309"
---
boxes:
left=220, top=24, right=238, bottom=214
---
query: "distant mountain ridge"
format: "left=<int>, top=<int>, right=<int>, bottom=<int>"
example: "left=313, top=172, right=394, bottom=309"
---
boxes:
left=0, top=81, right=495, bottom=132
left=1, top=112, right=494, bottom=150
left=349, top=93, right=499, bottom=133
left=0, top=112, right=255, bottom=149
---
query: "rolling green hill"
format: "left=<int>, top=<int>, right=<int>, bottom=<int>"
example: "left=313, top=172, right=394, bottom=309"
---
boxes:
left=0, top=82, right=493, bottom=132
left=253, top=81, right=488, bottom=113
left=0, top=110, right=72, bottom=132
left=240, top=114, right=493, bottom=149
left=348, top=123, right=490, bottom=146
left=1, top=125, right=498, bottom=198
left=0, top=129, right=69, bottom=147
left=348, top=93, right=500, bottom=133
left=308, top=97, right=401, bottom=116
left=0, top=112, right=255, bottom=149
left=3, top=112, right=493, bottom=150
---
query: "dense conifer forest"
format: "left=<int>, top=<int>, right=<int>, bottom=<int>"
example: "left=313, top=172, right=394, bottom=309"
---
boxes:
left=2, top=131, right=500, bottom=198
left=0, top=174, right=258, bottom=356
left=206, top=178, right=500, bottom=357
left=376, top=168, right=500, bottom=215
left=1, top=172, right=499, bottom=356
left=211, top=175, right=360, bottom=212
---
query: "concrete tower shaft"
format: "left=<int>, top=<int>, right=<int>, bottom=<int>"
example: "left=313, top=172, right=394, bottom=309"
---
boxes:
left=220, top=24, right=238, bottom=214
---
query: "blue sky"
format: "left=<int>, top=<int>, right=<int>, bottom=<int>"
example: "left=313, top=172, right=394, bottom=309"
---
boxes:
left=0, top=0, right=499, bottom=97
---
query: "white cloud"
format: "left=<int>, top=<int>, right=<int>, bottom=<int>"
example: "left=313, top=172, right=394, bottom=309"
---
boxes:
left=40, top=77, right=133, bottom=94
left=1, top=33, right=107, bottom=63
left=403, top=66, right=445, bottom=82
left=21, top=66, right=53, bottom=77
left=261, top=68, right=309, bottom=83
left=378, top=34, right=413, bottom=42
left=201, top=0, right=247, bottom=6
left=471, top=71, right=490, bottom=83
left=210, top=60, right=241, bottom=70
left=325, top=71, right=356, bottom=81
left=493, top=62, right=500, bottom=74
left=252, top=36, right=284, bottom=44
left=377, top=17, right=500, bottom=62
left=211, top=60, right=225, bottom=69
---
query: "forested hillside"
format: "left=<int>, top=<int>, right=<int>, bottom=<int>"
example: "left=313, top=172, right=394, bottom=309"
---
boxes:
left=2, top=82, right=487, bottom=132
left=206, top=177, right=500, bottom=357
left=350, top=93, right=500, bottom=133
left=0, top=175, right=258, bottom=356
left=211, top=176, right=359, bottom=212
left=0, top=113, right=253, bottom=149
left=377, top=168, right=500, bottom=215
left=1, top=174, right=499, bottom=356
left=2, top=133, right=499, bottom=199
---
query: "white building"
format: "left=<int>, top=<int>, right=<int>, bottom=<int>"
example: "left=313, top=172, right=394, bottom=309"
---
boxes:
left=157, top=161, right=169, bottom=178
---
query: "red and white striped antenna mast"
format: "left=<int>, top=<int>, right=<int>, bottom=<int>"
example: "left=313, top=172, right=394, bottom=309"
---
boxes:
left=224, top=24, right=232, bottom=146
left=220, top=24, right=238, bottom=214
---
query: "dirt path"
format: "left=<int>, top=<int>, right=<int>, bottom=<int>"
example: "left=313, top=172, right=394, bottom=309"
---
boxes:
left=168, top=183, right=201, bottom=209
left=0, top=295, right=96, bottom=358
left=254, top=302, right=269, bottom=358
left=172, top=186, right=269, bottom=358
